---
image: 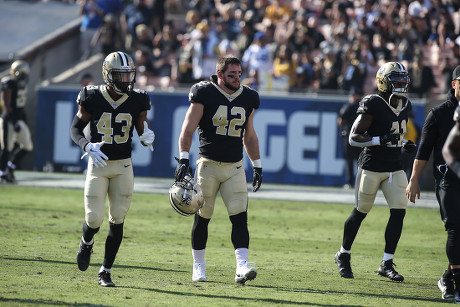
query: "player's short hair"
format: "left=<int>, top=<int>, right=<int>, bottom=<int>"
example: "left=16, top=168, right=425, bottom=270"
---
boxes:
left=216, top=56, right=241, bottom=73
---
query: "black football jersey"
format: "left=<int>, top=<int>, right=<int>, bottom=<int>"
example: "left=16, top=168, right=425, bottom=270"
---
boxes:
left=189, top=76, right=260, bottom=163
left=1, top=77, right=27, bottom=120
left=77, top=85, right=151, bottom=160
left=357, top=94, right=412, bottom=172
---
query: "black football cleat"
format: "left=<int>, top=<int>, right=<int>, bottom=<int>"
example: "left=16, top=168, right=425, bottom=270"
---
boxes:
left=438, top=277, right=454, bottom=300
left=76, top=240, right=93, bottom=271
left=335, top=252, right=354, bottom=279
left=98, top=271, right=115, bottom=287
left=378, top=259, right=404, bottom=282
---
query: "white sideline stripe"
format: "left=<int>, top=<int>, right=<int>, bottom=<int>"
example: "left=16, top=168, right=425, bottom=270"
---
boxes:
left=12, top=171, right=438, bottom=209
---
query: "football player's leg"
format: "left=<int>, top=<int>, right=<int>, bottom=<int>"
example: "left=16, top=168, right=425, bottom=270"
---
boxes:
left=221, top=163, right=256, bottom=283
left=220, top=162, right=249, bottom=248
left=381, top=170, right=408, bottom=254
left=78, top=166, right=107, bottom=271
left=342, top=169, right=381, bottom=249
left=9, top=121, right=33, bottom=169
left=191, top=159, right=220, bottom=281
left=84, top=163, right=109, bottom=229
left=105, top=160, right=133, bottom=261
left=439, top=180, right=460, bottom=296
left=378, top=170, right=407, bottom=281
left=0, top=120, right=13, bottom=179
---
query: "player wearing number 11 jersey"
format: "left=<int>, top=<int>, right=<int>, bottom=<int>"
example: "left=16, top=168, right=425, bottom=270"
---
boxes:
left=335, top=62, right=415, bottom=282
left=70, top=51, right=155, bottom=287
left=175, top=55, right=262, bottom=284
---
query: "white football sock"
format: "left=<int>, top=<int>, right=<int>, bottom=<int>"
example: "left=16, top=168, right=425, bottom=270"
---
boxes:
left=192, top=248, right=206, bottom=264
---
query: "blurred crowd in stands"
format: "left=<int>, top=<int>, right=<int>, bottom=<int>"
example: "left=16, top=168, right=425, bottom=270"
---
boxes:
left=77, top=0, right=460, bottom=97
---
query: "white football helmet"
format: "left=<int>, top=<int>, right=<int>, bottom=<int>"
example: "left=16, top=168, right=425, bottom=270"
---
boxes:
left=376, top=62, right=410, bottom=96
left=169, top=175, right=204, bottom=216
left=102, top=51, right=136, bottom=94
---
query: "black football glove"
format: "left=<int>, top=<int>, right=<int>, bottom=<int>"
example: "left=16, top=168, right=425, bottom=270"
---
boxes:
left=252, top=167, right=262, bottom=192
left=380, top=133, right=400, bottom=145
left=402, top=140, right=417, bottom=154
left=174, top=157, right=191, bottom=182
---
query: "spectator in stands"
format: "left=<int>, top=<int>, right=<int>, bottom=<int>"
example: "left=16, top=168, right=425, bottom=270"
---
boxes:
left=272, top=43, right=297, bottom=91
left=79, top=0, right=104, bottom=59
left=408, top=54, right=437, bottom=98
left=121, top=0, right=155, bottom=52
left=241, top=31, right=273, bottom=90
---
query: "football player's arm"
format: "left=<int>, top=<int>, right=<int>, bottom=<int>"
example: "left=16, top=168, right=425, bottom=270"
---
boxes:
left=70, top=105, right=91, bottom=151
left=348, top=114, right=376, bottom=147
left=442, top=122, right=460, bottom=178
left=243, top=109, right=260, bottom=162
left=2, top=86, right=13, bottom=116
left=244, top=109, right=262, bottom=192
left=178, top=103, right=203, bottom=155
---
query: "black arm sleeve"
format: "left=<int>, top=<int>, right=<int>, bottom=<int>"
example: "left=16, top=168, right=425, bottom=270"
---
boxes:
left=70, top=115, right=89, bottom=151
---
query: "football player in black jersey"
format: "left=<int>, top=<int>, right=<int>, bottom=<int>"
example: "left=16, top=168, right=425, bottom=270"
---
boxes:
left=440, top=65, right=460, bottom=302
left=407, top=65, right=460, bottom=300
left=175, top=55, right=262, bottom=284
left=70, top=51, right=155, bottom=287
left=0, top=60, right=34, bottom=183
left=334, top=62, right=415, bottom=282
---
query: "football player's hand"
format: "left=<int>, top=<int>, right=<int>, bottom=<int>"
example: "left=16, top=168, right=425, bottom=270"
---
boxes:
left=175, top=157, right=191, bottom=182
left=252, top=167, right=262, bottom=192
left=13, top=122, right=21, bottom=132
left=82, top=141, right=108, bottom=168
left=140, top=121, right=155, bottom=151
left=403, top=140, right=417, bottom=154
left=380, top=133, right=400, bottom=145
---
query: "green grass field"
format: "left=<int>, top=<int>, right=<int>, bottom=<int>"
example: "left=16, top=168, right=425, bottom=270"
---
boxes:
left=0, top=185, right=450, bottom=306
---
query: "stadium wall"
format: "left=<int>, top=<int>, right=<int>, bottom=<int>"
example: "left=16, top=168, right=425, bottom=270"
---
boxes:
left=35, top=86, right=427, bottom=188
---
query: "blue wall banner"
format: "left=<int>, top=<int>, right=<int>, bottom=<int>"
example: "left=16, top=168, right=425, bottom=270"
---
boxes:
left=36, top=87, right=425, bottom=187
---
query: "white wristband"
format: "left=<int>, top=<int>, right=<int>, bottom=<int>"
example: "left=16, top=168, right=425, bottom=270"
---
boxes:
left=252, top=159, right=261, bottom=168
left=180, top=151, right=189, bottom=159
left=371, top=136, right=380, bottom=146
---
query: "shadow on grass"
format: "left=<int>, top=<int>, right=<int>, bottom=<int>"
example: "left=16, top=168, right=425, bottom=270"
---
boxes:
left=0, top=297, right=111, bottom=307
left=250, top=284, right=447, bottom=305
left=118, top=285, right=359, bottom=306
left=0, top=256, right=187, bottom=273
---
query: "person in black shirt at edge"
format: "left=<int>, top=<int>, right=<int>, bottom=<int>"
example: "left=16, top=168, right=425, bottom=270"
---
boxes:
left=406, top=65, right=460, bottom=301
left=334, top=62, right=416, bottom=281
left=70, top=51, right=155, bottom=287
left=337, top=86, right=364, bottom=189
left=175, top=55, right=262, bottom=285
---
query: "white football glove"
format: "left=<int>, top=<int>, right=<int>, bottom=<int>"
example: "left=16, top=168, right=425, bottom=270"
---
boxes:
left=81, top=141, right=108, bottom=168
left=140, top=121, right=155, bottom=151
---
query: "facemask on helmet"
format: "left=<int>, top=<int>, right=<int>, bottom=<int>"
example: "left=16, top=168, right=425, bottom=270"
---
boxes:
left=10, top=60, right=30, bottom=82
left=376, top=62, right=410, bottom=97
left=169, top=175, right=204, bottom=216
left=102, top=51, right=136, bottom=94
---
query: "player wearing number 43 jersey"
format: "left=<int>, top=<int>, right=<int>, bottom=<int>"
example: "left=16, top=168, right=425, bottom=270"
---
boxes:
left=175, top=55, right=262, bottom=284
left=335, top=62, right=416, bottom=282
left=70, top=51, right=155, bottom=287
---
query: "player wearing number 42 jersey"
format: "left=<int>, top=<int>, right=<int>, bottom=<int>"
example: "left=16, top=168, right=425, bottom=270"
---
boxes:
left=175, top=55, right=262, bottom=284
left=70, top=51, right=155, bottom=287
left=335, top=62, right=416, bottom=282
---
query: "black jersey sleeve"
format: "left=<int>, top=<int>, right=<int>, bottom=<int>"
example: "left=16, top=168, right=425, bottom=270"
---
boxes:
left=132, top=89, right=151, bottom=112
